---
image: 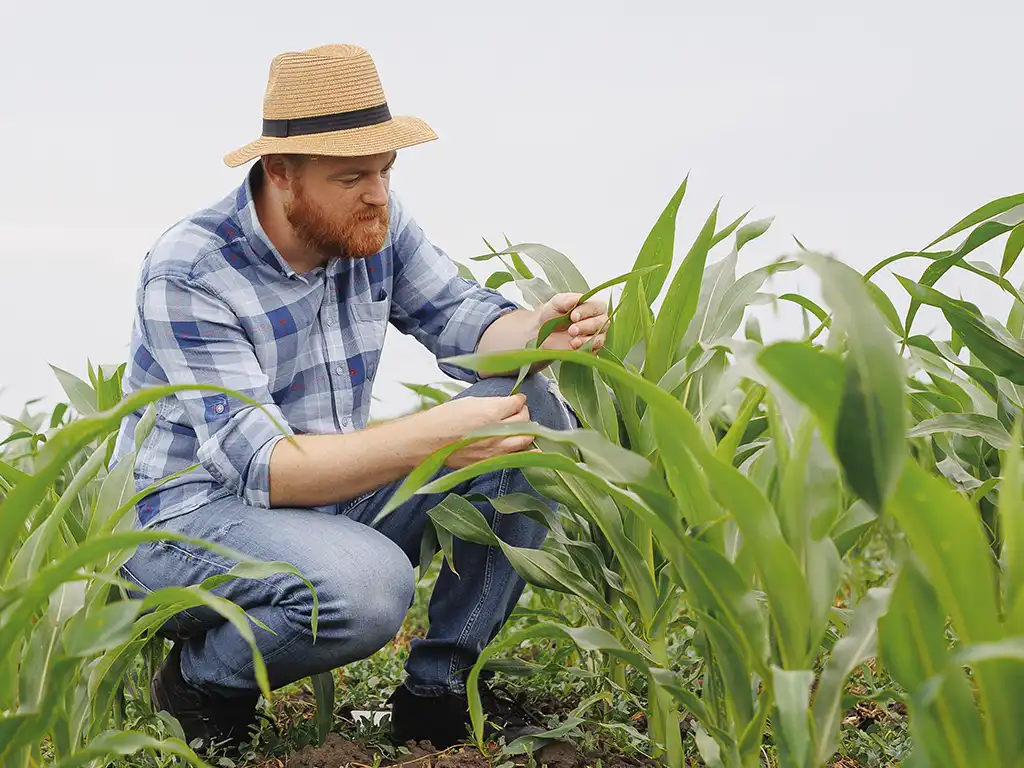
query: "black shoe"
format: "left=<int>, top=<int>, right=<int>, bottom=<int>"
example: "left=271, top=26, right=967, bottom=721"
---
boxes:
left=151, top=643, right=259, bottom=752
left=388, top=683, right=543, bottom=748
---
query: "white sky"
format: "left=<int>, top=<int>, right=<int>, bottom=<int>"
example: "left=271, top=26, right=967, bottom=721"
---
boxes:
left=2, top=0, right=1022, bottom=421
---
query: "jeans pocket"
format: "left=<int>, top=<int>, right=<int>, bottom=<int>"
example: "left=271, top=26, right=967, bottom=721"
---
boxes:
left=338, top=487, right=379, bottom=517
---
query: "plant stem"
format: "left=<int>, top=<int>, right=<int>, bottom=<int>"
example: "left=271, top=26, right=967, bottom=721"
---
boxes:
left=650, top=636, right=684, bottom=768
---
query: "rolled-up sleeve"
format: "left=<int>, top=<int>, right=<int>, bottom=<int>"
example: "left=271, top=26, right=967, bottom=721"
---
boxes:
left=387, top=195, right=518, bottom=381
left=140, top=275, right=292, bottom=507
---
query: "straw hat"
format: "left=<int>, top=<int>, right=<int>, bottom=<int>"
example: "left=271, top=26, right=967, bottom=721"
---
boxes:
left=224, top=44, right=437, bottom=167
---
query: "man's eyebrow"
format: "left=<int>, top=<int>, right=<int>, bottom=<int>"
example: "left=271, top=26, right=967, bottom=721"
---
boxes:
left=327, top=153, right=398, bottom=178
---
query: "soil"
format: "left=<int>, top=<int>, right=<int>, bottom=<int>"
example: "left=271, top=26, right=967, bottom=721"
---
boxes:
left=279, top=733, right=657, bottom=768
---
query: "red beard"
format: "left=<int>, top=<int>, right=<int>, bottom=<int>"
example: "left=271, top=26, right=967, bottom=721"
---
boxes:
left=285, top=180, right=389, bottom=260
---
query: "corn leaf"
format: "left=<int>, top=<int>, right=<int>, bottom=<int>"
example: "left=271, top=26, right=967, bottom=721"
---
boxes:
left=804, top=253, right=906, bottom=512
left=644, top=203, right=719, bottom=383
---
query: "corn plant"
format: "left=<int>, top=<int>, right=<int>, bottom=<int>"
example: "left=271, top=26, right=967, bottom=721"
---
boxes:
left=380, top=186, right=1024, bottom=767
left=0, top=366, right=314, bottom=767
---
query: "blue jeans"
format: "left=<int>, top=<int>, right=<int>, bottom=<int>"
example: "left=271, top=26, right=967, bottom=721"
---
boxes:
left=122, top=374, right=576, bottom=699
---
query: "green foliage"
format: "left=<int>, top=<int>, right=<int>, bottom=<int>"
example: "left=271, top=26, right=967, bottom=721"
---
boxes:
left=0, top=366, right=317, bottom=766
left=398, top=187, right=1024, bottom=767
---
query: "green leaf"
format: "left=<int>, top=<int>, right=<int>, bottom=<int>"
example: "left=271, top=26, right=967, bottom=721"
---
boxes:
left=1010, top=291, right=1024, bottom=340
left=483, top=243, right=589, bottom=294
left=804, top=252, right=906, bottom=511
left=89, top=449, right=137, bottom=538
left=1000, top=421, right=1024, bottom=617
left=907, top=413, right=1016, bottom=450
left=879, top=564, right=993, bottom=767
left=606, top=178, right=688, bottom=360
left=906, top=335, right=1002, bottom=402
left=866, top=249, right=1024, bottom=305
left=374, top=421, right=656, bottom=522
left=701, top=261, right=799, bottom=346
left=49, top=365, right=98, bottom=416
left=890, top=461, right=1000, bottom=641
left=19, top=582, right=83, bottom=711
left=701, top=456, right=812, bottom=667
left=557, top=363, right=618, bottom=443
left=1001, top=223, right=1024, bottom=276
left=831, top=501, right=879, bottom=557
left=311, top=671, right=335, bottom=747
left=435, top=342, right=811, bottom=667
left=50, top=730, right=214, bottom=768
left=637, top=176, right=688, bottom=305
left=645, top=202, right=720, bottom=383
left=777, top=293, right=831, bottom=326
left=509, top=247, right=535, bottom=280
left=464, top=622, right=656, bottom=748
left=812, top=587, right=892, bottom=764
left=133, top=402, right=157, bottom=453
left=534, top=264, right=662, bottom=349
left=906, top=219, right=1021, bottom=335
left=758, top=342, right=844, bottom=436
left=485, top=271, right=514, bottom=290
left=889, top=462, right=1019, bottom=762
left=454, top=261, right=477, bottom=283
left=771, top=667, right=815, bottom=768
left=710, top=208, right=750, bottom=248
left=735, top=216, right=775, bottom=251
left=700, top=612, right=756, bottom=732
left=48, top=403, right=69, bottom=430
left=427, top=495, right=609, bottom=611
left=677, top=537, right=768, bottom=674
left=62, top=600, right=142, bottom=657
left=924, top=193, right=1024, bottom=249
left=0, top=382, right=290, bottom=580
left=865, top=279, right=905, bottom=337
left=0, top=530, right=289, bottom=700
left=6, top=438, right=111, bottom=588
left=401, top=382, right=454, bottom=404
left=899, top=276, right=1024, bottom=385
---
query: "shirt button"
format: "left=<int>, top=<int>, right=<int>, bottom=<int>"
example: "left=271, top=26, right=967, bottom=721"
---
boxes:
left=326, top=317, right=336, bottom=326
left=342, top=417, right=351, bottom=427
left=335, top=365, right=344, bottom=375
left=213, top=403, right=225, bottom=414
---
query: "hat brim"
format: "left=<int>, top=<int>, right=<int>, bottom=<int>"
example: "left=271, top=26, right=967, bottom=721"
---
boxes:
left=223, top=115, right=437, bottom=168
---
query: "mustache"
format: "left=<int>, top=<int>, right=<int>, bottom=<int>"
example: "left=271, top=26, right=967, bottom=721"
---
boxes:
left=356, top=208, right=387, bottom=222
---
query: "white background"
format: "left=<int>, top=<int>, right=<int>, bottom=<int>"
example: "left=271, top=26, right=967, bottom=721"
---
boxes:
left=2, top=0, right=1021, bottom=421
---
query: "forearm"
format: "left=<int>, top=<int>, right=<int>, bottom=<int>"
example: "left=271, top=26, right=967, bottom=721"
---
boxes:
left=266, top=411, right=445, bottom=508
left=475, top=308, right=546, bottom=377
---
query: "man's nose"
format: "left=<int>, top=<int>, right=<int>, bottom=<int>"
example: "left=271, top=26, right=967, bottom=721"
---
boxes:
left=362, top=175, right=389, bottom=207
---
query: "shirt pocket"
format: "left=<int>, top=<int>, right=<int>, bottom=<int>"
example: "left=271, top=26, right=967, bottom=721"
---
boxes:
left=350, top=296, right=390, bottom=324
left=346, top=292, right=390, bottom=391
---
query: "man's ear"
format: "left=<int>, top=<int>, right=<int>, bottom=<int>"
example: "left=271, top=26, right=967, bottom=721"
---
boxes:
left=262, top=154, right=296, bottom=191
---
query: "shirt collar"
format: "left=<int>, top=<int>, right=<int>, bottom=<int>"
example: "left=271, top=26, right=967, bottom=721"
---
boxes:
left=234, top=161, right=300, bottom=280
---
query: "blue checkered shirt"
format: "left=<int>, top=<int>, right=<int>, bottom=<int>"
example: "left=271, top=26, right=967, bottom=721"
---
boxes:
left=112, top=164, right=518, bottom=528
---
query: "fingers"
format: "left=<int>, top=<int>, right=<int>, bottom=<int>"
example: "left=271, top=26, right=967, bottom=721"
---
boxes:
left=568, top=315, right=607, bottom=337
left=498, top=435, right=536, bottom=454
left=572, top=330, right=607, bottom=352
left=494, top=393, right=528, bottom=418
left=550, top=292, right=583, bottom=313
left=569, top=301, right=606, bottom=323
left=501, top=404, right=531, bottom=422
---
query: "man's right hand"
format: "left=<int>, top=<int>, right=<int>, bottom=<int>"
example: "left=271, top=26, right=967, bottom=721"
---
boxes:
left=422, top=394, right=535, bottom=469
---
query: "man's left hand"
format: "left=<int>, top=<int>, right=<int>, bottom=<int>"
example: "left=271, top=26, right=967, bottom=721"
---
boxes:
left=537, top=293, right=609, bottom=353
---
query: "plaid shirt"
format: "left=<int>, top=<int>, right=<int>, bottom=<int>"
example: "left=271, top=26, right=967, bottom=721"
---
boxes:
left=112, top=163, right=518, bottom=528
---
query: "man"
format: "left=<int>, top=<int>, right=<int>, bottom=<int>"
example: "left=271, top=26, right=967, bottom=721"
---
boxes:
left=114, top=44, right=608, bottom=751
